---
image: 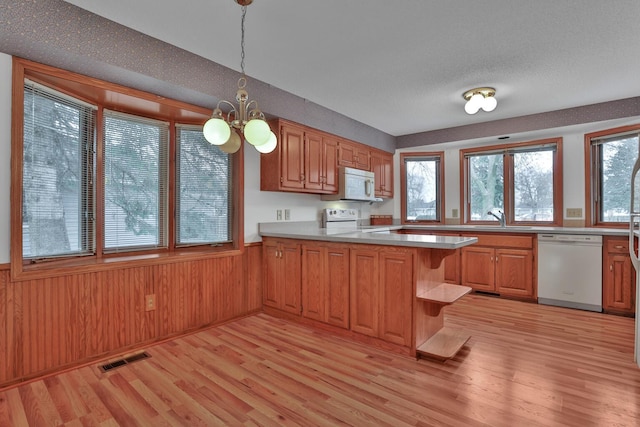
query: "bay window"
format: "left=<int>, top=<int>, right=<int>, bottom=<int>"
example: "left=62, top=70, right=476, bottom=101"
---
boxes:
left=12, top=58, right=241, bottom=276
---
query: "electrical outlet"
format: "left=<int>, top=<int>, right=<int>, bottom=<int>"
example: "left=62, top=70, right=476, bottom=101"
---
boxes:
left=452, top=208, right=459, bottom=218
left=566, top=208, right=582, bottom=218
left=276, top=209, right=283, bottom=221
left=145, top=294, right=156, bottom=311
left=284, top=209, right=291, bottom=220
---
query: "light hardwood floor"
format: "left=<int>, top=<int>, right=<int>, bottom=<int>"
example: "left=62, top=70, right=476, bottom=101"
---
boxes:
left=1, top=294, right=639, bottom=426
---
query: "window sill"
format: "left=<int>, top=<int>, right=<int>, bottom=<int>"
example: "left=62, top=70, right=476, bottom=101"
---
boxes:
left=12, top=247, right=243, bottom=282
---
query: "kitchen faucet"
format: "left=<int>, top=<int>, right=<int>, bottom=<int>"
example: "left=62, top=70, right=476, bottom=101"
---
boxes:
left=487, top=209, right=506, bottom=227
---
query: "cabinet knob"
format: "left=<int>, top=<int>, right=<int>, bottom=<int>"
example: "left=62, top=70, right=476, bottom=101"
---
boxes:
left=610, top=264, right=613, bottom=271
left=615, top=245, right=624, bottom=249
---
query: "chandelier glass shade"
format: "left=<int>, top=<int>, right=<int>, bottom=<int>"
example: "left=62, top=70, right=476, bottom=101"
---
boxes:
left=463, top=87, right=498, bottom=115
left=203, top=0, right=276, bottom=154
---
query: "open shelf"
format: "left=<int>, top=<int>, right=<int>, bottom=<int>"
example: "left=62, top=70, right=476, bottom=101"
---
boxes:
left=416, top=327, right=470, bottom=361
left=416, top=283, right=471, bottom=305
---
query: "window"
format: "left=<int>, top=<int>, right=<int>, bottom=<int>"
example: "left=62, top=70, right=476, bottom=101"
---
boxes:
left=22, top=81, right=96, bottom=260
left=176, top=125, right=232, bottom=246
left=461, top=138, right=562, bottom=226
left=103, top=111, right=169, bottom=252
left=400, top=152, right=444, bottom=223
left=12, top=58, right=241, bottom=276
left=586, top=125, right=640, bottom=226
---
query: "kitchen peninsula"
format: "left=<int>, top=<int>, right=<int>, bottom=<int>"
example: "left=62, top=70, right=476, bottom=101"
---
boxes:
left=259, top=222, right=478, bottom=360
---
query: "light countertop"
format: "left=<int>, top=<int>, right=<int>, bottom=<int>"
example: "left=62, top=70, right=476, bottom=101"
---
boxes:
left=258, top=222, right=477, bottom=249
left=259, top=221, right=630, bottom=249
left=399, top=224, right=629, bottom=236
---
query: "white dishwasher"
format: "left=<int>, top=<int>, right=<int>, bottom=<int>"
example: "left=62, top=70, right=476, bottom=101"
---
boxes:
left=537, top=234, right=603, bottom=312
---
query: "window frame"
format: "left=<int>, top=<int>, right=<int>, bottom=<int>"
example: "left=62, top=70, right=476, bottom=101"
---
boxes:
left=584, top=124, right=640, bottom=227
left=460, top=138, right=563, bottom=226
left=399, top=151, right=445, bottom=224
left=11, top=58, right=243, bottom=281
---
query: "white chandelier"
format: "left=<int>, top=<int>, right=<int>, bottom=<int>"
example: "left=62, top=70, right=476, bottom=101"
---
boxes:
left=463, top=87, right=498, bottom=115
left=203, top=0, right=277, bottom=154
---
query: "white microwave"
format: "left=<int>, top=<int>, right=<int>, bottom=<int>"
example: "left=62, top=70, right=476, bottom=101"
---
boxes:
left=321, top=167, right=377, bottom=202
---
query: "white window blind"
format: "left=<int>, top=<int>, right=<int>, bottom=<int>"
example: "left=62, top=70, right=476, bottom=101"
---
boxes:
left=103, top=110, right=168, bottom=252
left=22, top=81, right=96, bottom=259
left=175, top=125, right=232, bottom=246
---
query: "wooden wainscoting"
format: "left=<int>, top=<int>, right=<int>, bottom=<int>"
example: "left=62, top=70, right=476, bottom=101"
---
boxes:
left=0, top=244, right=262, bottom=389
left=0, top=294, right=638, bottom=426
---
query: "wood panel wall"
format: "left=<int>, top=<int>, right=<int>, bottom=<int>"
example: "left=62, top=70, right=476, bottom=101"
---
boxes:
left=0, top=245, right=262, bottom=389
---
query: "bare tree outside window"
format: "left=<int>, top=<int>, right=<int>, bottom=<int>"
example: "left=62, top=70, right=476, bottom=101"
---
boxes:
left=469, top=154, right=503, bottom=221
left=464, top=140, right=560, bottom=225
left=404, top=156, right=441, bottom=221
left=513, top=151, right=554, bottom=221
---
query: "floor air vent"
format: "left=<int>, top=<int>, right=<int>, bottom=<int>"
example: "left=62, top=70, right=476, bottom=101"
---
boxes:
left=99, top=351, right=150, bottom=372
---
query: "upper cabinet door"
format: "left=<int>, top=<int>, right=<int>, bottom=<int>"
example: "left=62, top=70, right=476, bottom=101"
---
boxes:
left=304, top=130, right=324, bottom=191
left=339, top=140, right=370, bottom=170
left=338, top=140, right=358, bottom=168
left=370, top=150, right=394, bottom=198
left=322, top=136, right=338, bottom=193
left=280, top=123, right=306, bottom=190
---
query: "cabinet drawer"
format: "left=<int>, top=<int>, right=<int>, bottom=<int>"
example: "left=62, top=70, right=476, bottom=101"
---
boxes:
left=461, top=233, right=533, bottom=249
left=606, top=238, right=630, bottom=254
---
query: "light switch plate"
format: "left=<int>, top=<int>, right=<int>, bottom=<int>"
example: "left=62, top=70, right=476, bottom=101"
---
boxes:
left=452, top=208, right=459, bottom=218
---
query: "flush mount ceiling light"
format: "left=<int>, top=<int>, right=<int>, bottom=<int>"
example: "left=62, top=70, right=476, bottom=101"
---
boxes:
left=463, top=87, right=498, bottom=115
left=203, top=0, right=277, bottom=154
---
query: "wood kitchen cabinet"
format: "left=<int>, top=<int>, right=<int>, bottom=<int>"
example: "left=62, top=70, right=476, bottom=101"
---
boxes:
left=301, top=243, right=350, bottom=328
left=603, top=236, right=636, bottom=316
left=338, top=140, right=370, bottom=170
left=460, top=233, right=535, bottom=298
left=261, top=119, right=337, bottom=194
left=370, top=149, right=394, bottom=198
left=350, top=246, right=413, bottom=346
left=263, top=238, right=302, bottom=315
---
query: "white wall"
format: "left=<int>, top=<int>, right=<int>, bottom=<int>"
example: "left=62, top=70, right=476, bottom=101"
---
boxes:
left=0, top=53, right=11, bottom=263
left=393, top=115, right=640, bottom=222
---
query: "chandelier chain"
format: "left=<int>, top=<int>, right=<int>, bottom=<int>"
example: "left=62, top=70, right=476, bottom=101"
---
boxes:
left=240, top=6, right=247, bottom=76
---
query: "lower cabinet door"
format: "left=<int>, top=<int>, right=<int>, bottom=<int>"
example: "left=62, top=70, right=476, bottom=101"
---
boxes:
left=301, top=245, right=325, bottom=321
left=604, top=253, right=635, bottom=313
left=263, top=240, right=281, bottom=308
left=379, top=250, right=413, bottom=346
left=280, top=243, right=302, bottom=314
left=461, top=246, right=495, bottom=291
left=325, top=247, right=350, bottom=328
left=350, top=249, right=379, bottom=337
left=495, top=249, right=534, bottom=297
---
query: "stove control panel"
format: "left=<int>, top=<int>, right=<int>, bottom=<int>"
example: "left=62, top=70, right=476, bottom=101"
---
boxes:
left=323, top=208, right=358, bottom=222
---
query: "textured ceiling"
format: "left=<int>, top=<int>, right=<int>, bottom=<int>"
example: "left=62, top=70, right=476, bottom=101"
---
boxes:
left=62, top=0, right=640, bottom=137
